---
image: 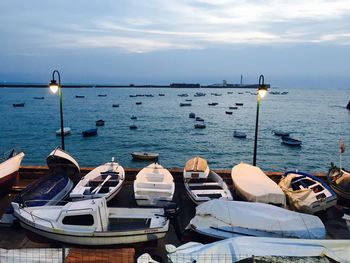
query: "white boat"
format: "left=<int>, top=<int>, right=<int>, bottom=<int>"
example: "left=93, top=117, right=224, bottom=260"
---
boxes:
left=186, top=199, right=326, bottom=240
left=233, top=131, right=246, bottom=138
left=12, top=197, right=169, bottom=245
left=167, top=237, right=350, bottom=263
left=69, top=158, right=125, bottom=202
left=231, top=162, right=286, bottom=206
left=56, top=127, right=71, bottom=136
left=131, top=152, right=159, bottom=161
left=281, top=136, right=302, bottom=146
left=279, top=171, right=337, bottom=214
left=184, top=157, right=233, bottom=204
left=328, top=165, right=350, bottom=201
left=134, top=163, right=175, bottom=206
left=0, top=150, right=25, bottom=196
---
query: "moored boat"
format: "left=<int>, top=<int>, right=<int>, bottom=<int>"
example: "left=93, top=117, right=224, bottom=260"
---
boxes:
left=34, top=97, right=44, bottom=100
left=231, top=162, right=286, bottom=206
left=186, top=199, right=326, bottom=240
left=98, top=94, right=107, bottom=97
left=13, top=197, right=169, bottom=245
left=82, top=128, right=97, bottom=137
left=13, top=103, right=25, bottom=107
left=194, top=123, right=206, bottom=129
left=136, top=102, right=142, bottom=105
left=328, top=164, right=350, bottom=201
left=279, top=171, right=337, bottom=214
left=112, top=104, right=119, bottom=107
left=229, top=106, right=238, bottom=110
left=180, top=103, right=191, bottom=107
left=233, top=131, right=246, bottom=138
left=75, top=95, right=85, bottom=98
left=131, top=152, right=159, bottom=161
left=281, top=136, right=302, bottom=146
left=189, top=112, right=195, bottom=118
left=129, top=124, right=138, bottom=129
left=0, top=150, right=25, bottom=197
left=70, top=158, right=125, bottom=202
left=235, top=103, right=243, bottom=106
left=134, top=163, right=175, bottom=206
left=183, top=157, right=232, bottom=204
left=273, top=130, right=290, bottom=137
left=56, top=127, right=71, bottom=136
left=225, top=111, right=233, bottom=115
left=95, top=119, right=105, bottom=126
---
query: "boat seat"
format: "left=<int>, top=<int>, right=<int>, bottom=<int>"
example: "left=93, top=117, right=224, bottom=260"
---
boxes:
left=100, top=171, right=119, bottom=179
left=192, top=189, right=227, bottom=198
left=89, top=179, right=119, bottom=188
left=188, top=182, right=222, bottom=190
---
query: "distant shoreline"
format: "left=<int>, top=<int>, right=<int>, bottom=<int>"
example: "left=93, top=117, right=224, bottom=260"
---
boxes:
left=0, top=83, right=263, bottom=89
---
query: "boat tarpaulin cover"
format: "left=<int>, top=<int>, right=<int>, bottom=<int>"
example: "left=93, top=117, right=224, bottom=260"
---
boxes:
left=231, top=162, right=286, bottom=205
left=188, top=199, right=326, bottom=239
left=166, top=237, right=350, bottom=263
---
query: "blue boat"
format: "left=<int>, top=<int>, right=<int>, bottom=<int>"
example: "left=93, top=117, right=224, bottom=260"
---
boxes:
left=82, top=128, right=97, bottom=137
left=0, top=148, right=80, bottom=226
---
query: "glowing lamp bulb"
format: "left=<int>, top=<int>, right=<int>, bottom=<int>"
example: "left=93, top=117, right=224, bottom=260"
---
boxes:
left=258, top=88, right=267, bottom=98
left=49, top=80, right=59, bottom=93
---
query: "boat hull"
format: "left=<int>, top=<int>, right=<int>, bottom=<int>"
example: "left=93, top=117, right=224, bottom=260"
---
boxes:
left=131, top=152, right=159, bottom=161
left=0, top=171, right=17, bottom=197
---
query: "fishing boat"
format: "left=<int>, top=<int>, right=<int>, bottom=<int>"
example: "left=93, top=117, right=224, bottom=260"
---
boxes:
left=273, top=130, right=290, bottom=137
left=231, top=162, right=286, bottom=206
left=70, top=158, right=125, bottom=202
left=0, top=148, right=80, bottom=226
left=279, top=171, right=337, bottom=214
left=189, top=112, right=195, bottom=118
left=281, top=136, right=302, bottom=146
left=134, top=163, right=175, bottom=206
left=131, top=152, right=159, bottom=161
left=180, top=103, right=191, bottom=107
left=194, top=123, right=206, bottom=129
left=82, top=128, right=97, bottom=137
left=167, top=237, right=350, bottom=263
left=328, top=164, right=350, bottom=201
left=13, top=103, right=25, bottom=107
left=233, top=131, right=246, bottom=139
left=95, top=119, right=105, bottom=126
left=56, top=127, right=71, bottom=136
left=0, top=150, right=25, bottom=197
left=183, top=157, right=233, bottom=204
left=12, top=197, right=169, bottom=245
left=186, top=199, right=326, bottom=240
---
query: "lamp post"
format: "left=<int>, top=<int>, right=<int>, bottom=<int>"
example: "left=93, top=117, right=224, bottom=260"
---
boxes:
left=49, top=70, right=65, bottom=150
left=253, top=75, right=268, bottom=166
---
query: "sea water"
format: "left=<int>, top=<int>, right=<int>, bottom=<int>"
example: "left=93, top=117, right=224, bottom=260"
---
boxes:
left=0, top=87, right=349, bottom=172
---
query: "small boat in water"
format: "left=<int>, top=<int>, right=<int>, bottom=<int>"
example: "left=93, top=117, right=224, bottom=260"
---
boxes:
left=82, top=128, right=97, bottom=137
left=13, top=103, right=25, bottom=107
left=194, top=123, right=206, bottom=129
left=180, top=103, right=191, bottom=107
left=183, top=157, right=232, bottom=204
left=185, top=99, right=192, bottom=102
left=0, top=148, right=80, bottom=226
left=189, top=112, right=196, bottom=118
left=195, top=117, right=204, bottom=122
left=208, top=103, right=218, bottom=106
left=279, top=171, right=337, bottom=214
left=0, top=149, right=25, bottom=197
left=281, top=136, right=302, bottom=146
left=131, top=152, right=159, bottom=161
left=328, top=164, right=350, bottom=201
left=136, top=102, right=142, bottom=105
left=235, top=103, right=244, bottom=106
left=273, top=130, right=290, bottom=137
left=98, top=94, right=107, bottom=97
left=225, top=111, right=233, bottom=115
left=70, top=158, right=125, bottom=202
left=134, top=163, right=175, bottom=206
left=112, top=104, right=120, bottom=107
left=231, top=162, right=286, bottom=206
left=75, top=95, right=85, bottom=98
left=229, top=106, right=238, bottom=110
left=13, top=197, right=170, bottom=245
left=186, top=199, right=326, bottom=240
left=131, top=115, right=137, bottom=120
left=95, top=119, right=105, bottom=126
left=158, top=94, right=165, bottom=96
left=56, top=127, right=71, bottom=136
left=34, top=97, right=44, bottom=100
left=233, top=131, right=246, bottom=138
left=178, top=93, right=189, bottom=97
left=129, top=124, right=138, bottom=129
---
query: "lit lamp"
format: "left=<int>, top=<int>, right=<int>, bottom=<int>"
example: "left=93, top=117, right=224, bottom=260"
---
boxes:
left=253, top=75, right=268, bottom=166
left=49, top=70, right=65, bottom=150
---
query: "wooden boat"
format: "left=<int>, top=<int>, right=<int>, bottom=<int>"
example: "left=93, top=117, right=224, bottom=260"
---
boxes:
left=82, top=128, right=97, bottom=137
left=186, top=199, right=326, bottom=240
left=13, top=103, right=25, bottom=107
left=194, top=123, right=206, bottom=129
left=225, top=111, right=233, bottom=115
left=75, top=95, right=85, bottom=98
left=233, top=131, right=246, bottom=138
left=112, top=104, right=120, bottom=107
left=12, top=197, right=169, bottom=245
left=183, top=157, right=232, bottom=204
left=134, top=163, right=175, bottom=206
left=279, top=171, right=337, bottom=214
left=0, top=148, right=80, bottom=226
left=95, top=119, right=105, bottom=126
left=0, top=150, right=25, bottom=197
left=131, top=152, right=159, bottom=161
left=180, top=103, right=191, bottom=107
left=328, top=164, right=350, bottom=201
left=281, top=136, right=301, bottom=146
left=231, top=162, right=286, bottom=206
left=273, top=130, right=290, bottom=137
left=189, top=113, right=195, bottom=118
left=70, top=158, right=125, bottom=202
left=235, top=103, right=244, bottom=106
left=56, top=127, right=71, bottom=136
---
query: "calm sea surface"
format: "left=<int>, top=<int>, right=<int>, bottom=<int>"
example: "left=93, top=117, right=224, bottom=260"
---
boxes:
left=0, top=87, right=349, bottom=172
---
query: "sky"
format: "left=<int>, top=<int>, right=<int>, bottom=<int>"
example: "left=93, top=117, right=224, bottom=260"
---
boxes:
left=1, top=0, right=350, bottom=88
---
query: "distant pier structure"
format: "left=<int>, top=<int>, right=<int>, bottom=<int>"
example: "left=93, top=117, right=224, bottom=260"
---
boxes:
left=170, top=83, right=200, bottom=88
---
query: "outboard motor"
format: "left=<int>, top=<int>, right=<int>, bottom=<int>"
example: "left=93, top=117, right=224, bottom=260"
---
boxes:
left=164, top=202, right=182, bottom=240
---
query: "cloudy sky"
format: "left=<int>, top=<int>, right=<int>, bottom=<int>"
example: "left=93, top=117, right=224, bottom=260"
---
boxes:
left=1, top=0, right=350, bottom=87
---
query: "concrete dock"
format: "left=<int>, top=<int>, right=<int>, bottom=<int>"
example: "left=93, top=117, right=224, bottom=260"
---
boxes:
left=1, top=166, right=349, bottom=261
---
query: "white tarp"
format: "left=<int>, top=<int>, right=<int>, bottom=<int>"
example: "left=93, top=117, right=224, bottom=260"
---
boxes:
left=231, top=162, right=286, bottom=205
left=187, top=199, right=326, bottom=239
left=167, top=237, right=350, bottom=263
left=0, top=248, right=67, bottom=263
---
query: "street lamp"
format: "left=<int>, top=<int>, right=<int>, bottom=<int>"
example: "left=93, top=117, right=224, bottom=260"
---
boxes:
left=49, top=70, right=65, bottom=150
left=253, top=75, right=268, bottom=166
